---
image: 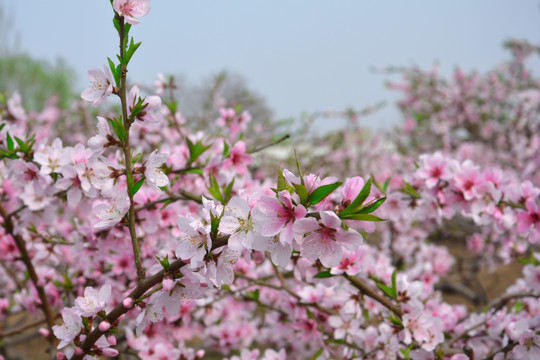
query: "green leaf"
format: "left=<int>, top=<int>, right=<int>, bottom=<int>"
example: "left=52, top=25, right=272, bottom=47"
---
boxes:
left=383, top=177, right=391, bottom=192
left=224, top=178, right=235, bottom=204
left=107, top=57, right=119, bottom=88
left=293, top=149, right=305, bottom=186
left=515, top=301, right=524, bottom=313
left=378, top=282, right=396, bottom=299
left=186, top=138, right=211, bottom=164
left=313, top=271, right=333, bottom=278
left=293, top=183, right=309, bottom=205
left=14, top=136, right=25, bottom=149
left=156, top=254, right=170, bottom=269
left=400, top=181, right=421, bottom=199
left=400, top=344, right=414, bottom=359
left=6, top=133, right=13, bottom=152
left=210, top=211, right=221, bottom=238
left=129, top=178, right=145, bottom=197
left=131, top=152, right=143, bottom=165
left=518, top=254, right=540, bottom=266
left=358, top=197, right=386, bottom=214
left=124, top=37, right=141, bottom=65
left=391, top=269, right=397, bottom=295
left=311, top=348, right=324, bottom=360
left=275, top=167, right=294, bottom=194
left=309, top=182, right=342, bottom=205
left=222, top=141, right=230, bottom=158
left=124, top=23, right=132, bottom=38
left=340, top=177, right=372, bottom=217
left=183, top=168, right=203, bottom=175
left=340, top=213, right=385, bottom=222
left=107, top=117, right=127, bottom=143
left=387, top=315, right=402, bottom=326
left=207, top=173, right=224, bottom=203
left=115, top=63, right=122, bottom=86
left=245, top=289, right=260, bottom=301
left=113, top=16, right=120, bottom=33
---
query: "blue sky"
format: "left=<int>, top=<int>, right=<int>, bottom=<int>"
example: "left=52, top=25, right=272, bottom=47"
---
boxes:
left=4, top=1, right=540, bottom=131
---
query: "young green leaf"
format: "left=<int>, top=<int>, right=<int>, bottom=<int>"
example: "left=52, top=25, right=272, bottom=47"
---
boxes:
left=340, top=177, right=372, bottom=217
left=391, top=269, right=397, bottom=296
left=224, top=178, right=235, bottom=204
left=377, top=282, right=396, bottom=299
left=293, top=183, right=309, bottom=206
left=129, top=178, right=145, bottom=197
left=309, top=182, right=342, bottom=205
left=340, top=213, right=385, bottom=222
left=311, top=348, right=324, bottom=360
left=358, top=197, right=386, bottom=214
left=6, top=133, right=13, bottom=152
left=293, top=149, right=305, bottom=186
left=207, top=173, right=224, bottom=203
left=313, top=270, right=333, bottom=278
left=245, top=289, right=260, bottom=301
left=400, top=181, right=421, bottom=199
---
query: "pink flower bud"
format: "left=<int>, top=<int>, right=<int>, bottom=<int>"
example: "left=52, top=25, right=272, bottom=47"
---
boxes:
left=253, top=251, right=265, bottom=264
left=101, top=348, right=119, bottom=357
left=57, top=352, right=66, bottom=360
left=38, top=327, right=50, bottom=337
left=162, top=275, right=174, bottom=291
left=107, top=334, right=117, bottom=346
left=74, top=347, right=83, bottom=355
left=196, top=349, right=205, bottom=358
left=99, top=321, right=111, bottom=332
left=123, top=297, right=133, bottom=308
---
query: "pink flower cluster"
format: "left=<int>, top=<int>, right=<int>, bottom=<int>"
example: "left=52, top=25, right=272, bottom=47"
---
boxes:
left=1, top=2, right=540, bottom=359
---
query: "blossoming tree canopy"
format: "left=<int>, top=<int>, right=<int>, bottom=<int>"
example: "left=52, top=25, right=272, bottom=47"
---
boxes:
left=0, top=1, right=539, bottom=359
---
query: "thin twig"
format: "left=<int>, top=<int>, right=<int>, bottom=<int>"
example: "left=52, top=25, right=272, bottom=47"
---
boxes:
left=344, top=274, right=403, bottom=318
left=246, top=134, right=290, bottom=154
left=0, top=203, right=55, bottom=337
left=71, top=235, right=230, bottom=359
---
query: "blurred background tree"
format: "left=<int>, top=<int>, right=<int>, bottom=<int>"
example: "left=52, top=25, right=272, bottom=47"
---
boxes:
left=0, top=0, right=75, bottom=111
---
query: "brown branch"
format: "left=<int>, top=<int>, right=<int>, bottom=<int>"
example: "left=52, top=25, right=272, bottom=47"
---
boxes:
left=246, top=134, right=290, bottom=154
left=71, top=235, right=229, bottom=359
left=0, top=316, right=57, bottom=338
left=344, top=274, right=404, bottom=318
left=117, top=15, right=144, bottom=284
left=0, top=203, right=55, bottom=336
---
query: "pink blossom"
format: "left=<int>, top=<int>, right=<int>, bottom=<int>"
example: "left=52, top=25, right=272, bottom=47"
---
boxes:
left=113, top=0, right=150, bottom=25
left=516, top=199, right=540, bottom=242
left=401, top=307, right=444, bottom=352
left=52, top=307, right=82, bottom=350
left=223, top=141, right=253, bottom=175
left=417, top=152, right=453, bottom=188
left=88, top=116, right=116, bottom=151
left=176, top=217, right=211, bottom=267
left=261, top=349, right=286, bottom=360
left=453, top=160, right=487, bottom=201
left=294, top=211, right=363, bottom=268
left=216, top=107, right=251, bottom=137
left=207, top=247, right=240, bottom=287
left=153, top=73, right=167, bottom=95
left=7, top=91, right=27, bottom=122
left=128, top=85, right=162, bottom=124
left=74, top=284, right=112, bottom=316
left=93, top=190, right=130, bottom=229
left=254, top=190, right=307, bottom=246
left=219, top=196, right=263, bottom=250
left=144, top=150, right=169, bottom=190
left=81, top=66, right=114, bottom=107
left=523, top=264, right=540, bottom=292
